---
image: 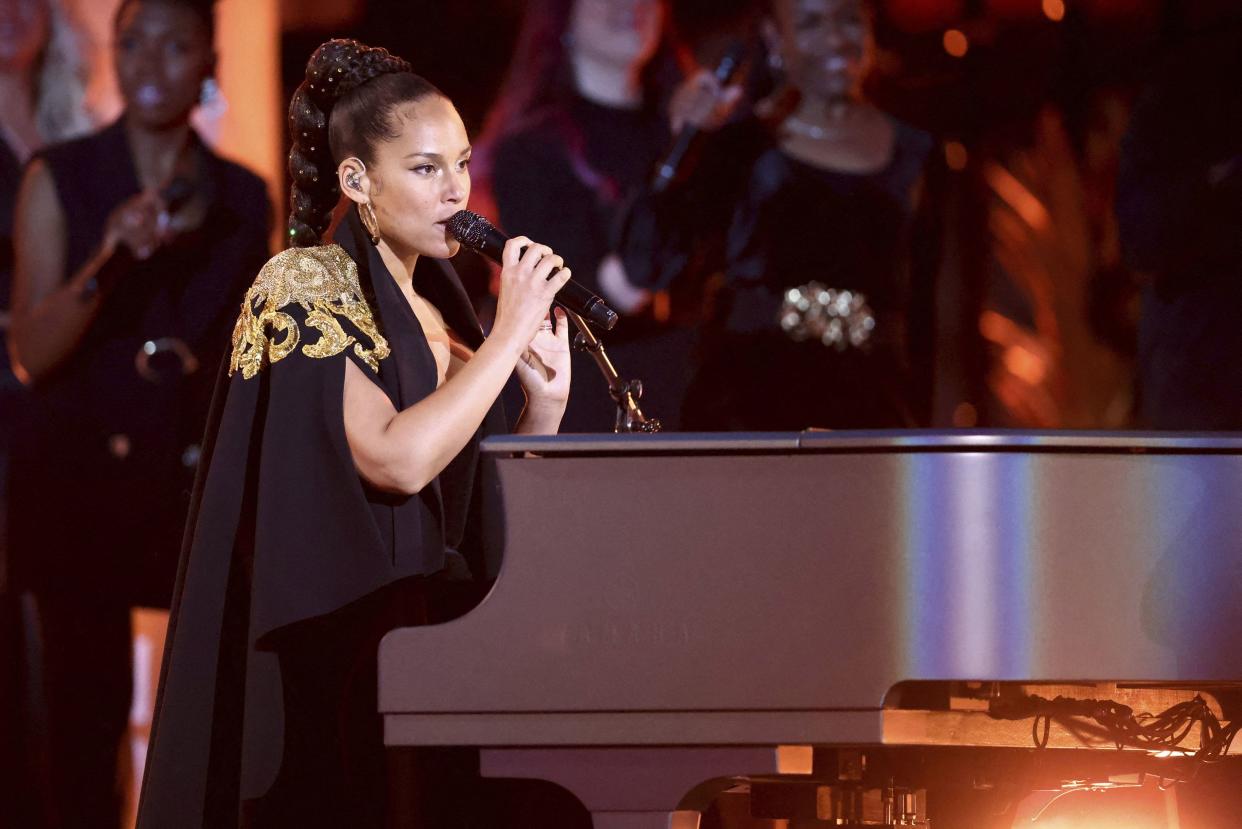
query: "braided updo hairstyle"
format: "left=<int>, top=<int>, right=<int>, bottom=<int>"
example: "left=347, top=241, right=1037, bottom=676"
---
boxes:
left=287, top=39, right=444, bottom=248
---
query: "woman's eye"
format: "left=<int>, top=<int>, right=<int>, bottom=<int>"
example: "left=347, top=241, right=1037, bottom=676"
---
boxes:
left=457, top=158, right=471, bottom=171
left=413, top=164, right=436, bottom=175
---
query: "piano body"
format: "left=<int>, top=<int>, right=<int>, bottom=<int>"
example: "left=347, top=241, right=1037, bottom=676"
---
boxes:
left=379, top=432, right=1242, bottom=828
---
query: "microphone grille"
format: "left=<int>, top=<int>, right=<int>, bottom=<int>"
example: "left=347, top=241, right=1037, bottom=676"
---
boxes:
left=446, top=210, right=491, bottom=250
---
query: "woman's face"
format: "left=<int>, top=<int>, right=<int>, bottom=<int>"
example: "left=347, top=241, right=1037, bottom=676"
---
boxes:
left=569, top=0, right=662, bottom=73
left=774, top=0, right=871, bottom=101
left=114, top=0, right=213, bottom=129
left=0, top=0, right=49, bottom=74
left=366, top=95, right=472, bottom=261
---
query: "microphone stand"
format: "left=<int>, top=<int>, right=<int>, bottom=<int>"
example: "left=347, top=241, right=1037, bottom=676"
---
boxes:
left=562, top=309, right=661, bottom=433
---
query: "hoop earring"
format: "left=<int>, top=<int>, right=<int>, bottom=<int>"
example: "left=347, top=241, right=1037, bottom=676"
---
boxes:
left=199, top=77, right=227, bottom=118
left=358, top=201, right=380, bottom=246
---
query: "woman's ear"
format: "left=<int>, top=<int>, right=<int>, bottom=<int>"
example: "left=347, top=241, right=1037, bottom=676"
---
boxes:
left=338, top=158, right=370, bottom=205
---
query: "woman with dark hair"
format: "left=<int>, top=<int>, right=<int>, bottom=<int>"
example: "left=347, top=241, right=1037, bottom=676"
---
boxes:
left=476, top=0, right=695, bottom=430
left=138, top=38, right=573, bottom=828
left=8, top=0, right=270, bottom=825
left=628, top=0, right=937, bottom=430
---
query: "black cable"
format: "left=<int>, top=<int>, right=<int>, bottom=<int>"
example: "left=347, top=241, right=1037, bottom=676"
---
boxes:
left=989, top=693, right=1239, bottom=761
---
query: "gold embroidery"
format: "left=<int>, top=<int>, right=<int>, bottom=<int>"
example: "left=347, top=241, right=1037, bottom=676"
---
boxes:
left=230, top=245, right=391, bottom=379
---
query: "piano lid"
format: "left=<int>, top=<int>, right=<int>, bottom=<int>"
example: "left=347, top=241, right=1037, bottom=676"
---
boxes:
left=482, top=429, right=1242, bottom=457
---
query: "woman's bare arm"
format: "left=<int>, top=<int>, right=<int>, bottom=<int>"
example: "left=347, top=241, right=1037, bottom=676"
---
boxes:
left=342, top=238, right=570, bottom=494
left=9, top=159, right=165, bottom=383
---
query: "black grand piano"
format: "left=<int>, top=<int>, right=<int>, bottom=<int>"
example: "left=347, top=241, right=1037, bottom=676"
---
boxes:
left=379, top=432, right=1242, bottom=828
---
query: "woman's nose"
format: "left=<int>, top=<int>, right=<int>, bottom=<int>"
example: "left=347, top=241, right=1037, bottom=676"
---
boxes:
left=444, top=171, right=468, bottom=203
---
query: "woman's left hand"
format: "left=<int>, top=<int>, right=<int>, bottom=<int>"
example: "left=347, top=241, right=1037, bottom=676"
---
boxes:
left=515, top=307, right=572, bottom=413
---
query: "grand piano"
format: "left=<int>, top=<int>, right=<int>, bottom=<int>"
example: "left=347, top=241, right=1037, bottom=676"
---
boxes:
left=379, top=432, right=1242, bottom=828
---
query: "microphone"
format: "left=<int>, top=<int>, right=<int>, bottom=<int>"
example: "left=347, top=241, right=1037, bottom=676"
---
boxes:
left=81, top=177, right=198, bottom=301
left=650, top=43, right=747, bottom=195
left=446, top=210, right=619, bottom=330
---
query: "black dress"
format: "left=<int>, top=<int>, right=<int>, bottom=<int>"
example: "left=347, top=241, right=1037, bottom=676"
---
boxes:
left=0, top=136, right=24, bottom=581
left=0, top=135, right=27, bottom=552
left=1117, top=25, right=1242, bottom=429
left=624, top=119, right=933, bottom=430
left=0, top=135, right=42, bottom=829
left=8, top=118, right=272, bottom=602
left=137, top=212, right=508, bottom=828
left=491, top=94, right=691, bottom=431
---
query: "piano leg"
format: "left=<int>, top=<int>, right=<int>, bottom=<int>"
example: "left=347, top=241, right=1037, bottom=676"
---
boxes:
left=479, top=747, right=810, bottom=829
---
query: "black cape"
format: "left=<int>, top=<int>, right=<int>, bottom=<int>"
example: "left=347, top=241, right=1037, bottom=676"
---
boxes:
left=136, top=213, right=506, bottom=827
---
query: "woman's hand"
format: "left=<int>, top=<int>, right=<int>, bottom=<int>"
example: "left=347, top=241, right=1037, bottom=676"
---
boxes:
left=489, top=236, right=572, bottom=355
left=515, top=306, right=571, bottom=404
left=668, top=68, right=744, bottom=134
left=103, top=189, right=169, bottom=260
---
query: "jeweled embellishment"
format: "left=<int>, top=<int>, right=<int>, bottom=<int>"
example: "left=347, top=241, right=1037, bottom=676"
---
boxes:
left=230, top=245, right=390, bottom=378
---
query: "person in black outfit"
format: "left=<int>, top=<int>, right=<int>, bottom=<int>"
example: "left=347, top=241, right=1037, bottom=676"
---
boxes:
left=1116, top=20, right=1242, bottom=429
left=138, top=38, right=581, bottom=828
left=7, top=1, right=270, bottom=825
left=1, top=2, right=94, bottom=825
left=624, top=0, right=935, bottom=430
left=477, top=0, right=692, bottom=431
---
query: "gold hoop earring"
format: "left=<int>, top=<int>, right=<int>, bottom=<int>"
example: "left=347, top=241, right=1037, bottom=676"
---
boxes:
left=358, top=201, right=380, bottom=246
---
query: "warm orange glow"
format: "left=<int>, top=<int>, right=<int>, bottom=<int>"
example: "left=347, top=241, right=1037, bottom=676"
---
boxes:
left=214, top=0, right=283, bottom=249
left=1008, top=777, right=1180, bottom=828
left=943, top=28, right=970, bottom=58
left=952, top=402, right=978, bottom=427
left=1003, top=345, right=1046, bottom=385
left=979, top=310, right=1049, bottom=385
left=1043, top=0, right=1067, bottom=21
left=944, top=140, right=969, bottom=171
left=984, top=162, right=1052, bottom=232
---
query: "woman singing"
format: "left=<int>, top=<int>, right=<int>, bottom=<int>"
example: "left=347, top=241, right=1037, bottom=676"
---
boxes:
left=137, top=39, right=572, bottom=827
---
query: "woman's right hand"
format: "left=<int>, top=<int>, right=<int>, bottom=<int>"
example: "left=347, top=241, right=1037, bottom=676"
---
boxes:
left=102, top=189, right=168, bottom=260
left=489, top=236, right=572, bottom=354
left=668, top=68, right=745, bottom=134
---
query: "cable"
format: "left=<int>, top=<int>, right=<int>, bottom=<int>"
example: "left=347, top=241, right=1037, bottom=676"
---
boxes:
left=988, top=693, right=1242, bottom=761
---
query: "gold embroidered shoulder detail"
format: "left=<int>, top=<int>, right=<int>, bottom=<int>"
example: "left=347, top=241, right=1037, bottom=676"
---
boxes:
left=230, top=244, right=391, bottom=379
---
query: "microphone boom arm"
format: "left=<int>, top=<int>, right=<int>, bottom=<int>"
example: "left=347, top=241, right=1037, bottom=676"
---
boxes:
left=561, top=309, right=661, bottom=433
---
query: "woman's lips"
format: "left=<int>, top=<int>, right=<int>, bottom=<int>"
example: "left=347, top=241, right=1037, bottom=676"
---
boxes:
left=134, top=84, right=166, bottom=108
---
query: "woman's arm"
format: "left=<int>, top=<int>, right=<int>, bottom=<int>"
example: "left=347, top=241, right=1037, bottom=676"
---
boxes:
left=9, top=159, right=166, bottom=384
left=343, top=239, right=571, bottom=494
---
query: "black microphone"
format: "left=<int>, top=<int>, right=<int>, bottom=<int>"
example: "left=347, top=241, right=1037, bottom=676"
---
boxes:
left=650, top=43, right=747, bottom=195
left=81, top=177, right=198, bottom=301
left=446, top=210, right=619, bottom=330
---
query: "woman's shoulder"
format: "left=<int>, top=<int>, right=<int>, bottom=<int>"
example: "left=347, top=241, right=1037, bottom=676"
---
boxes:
left=230, top=244, right=390, bottom=380
left=34, top=119, right=121, bottom=166
left=247, top=244, right=360, bottom=300
left=30, top=121, right=124, bottom=202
